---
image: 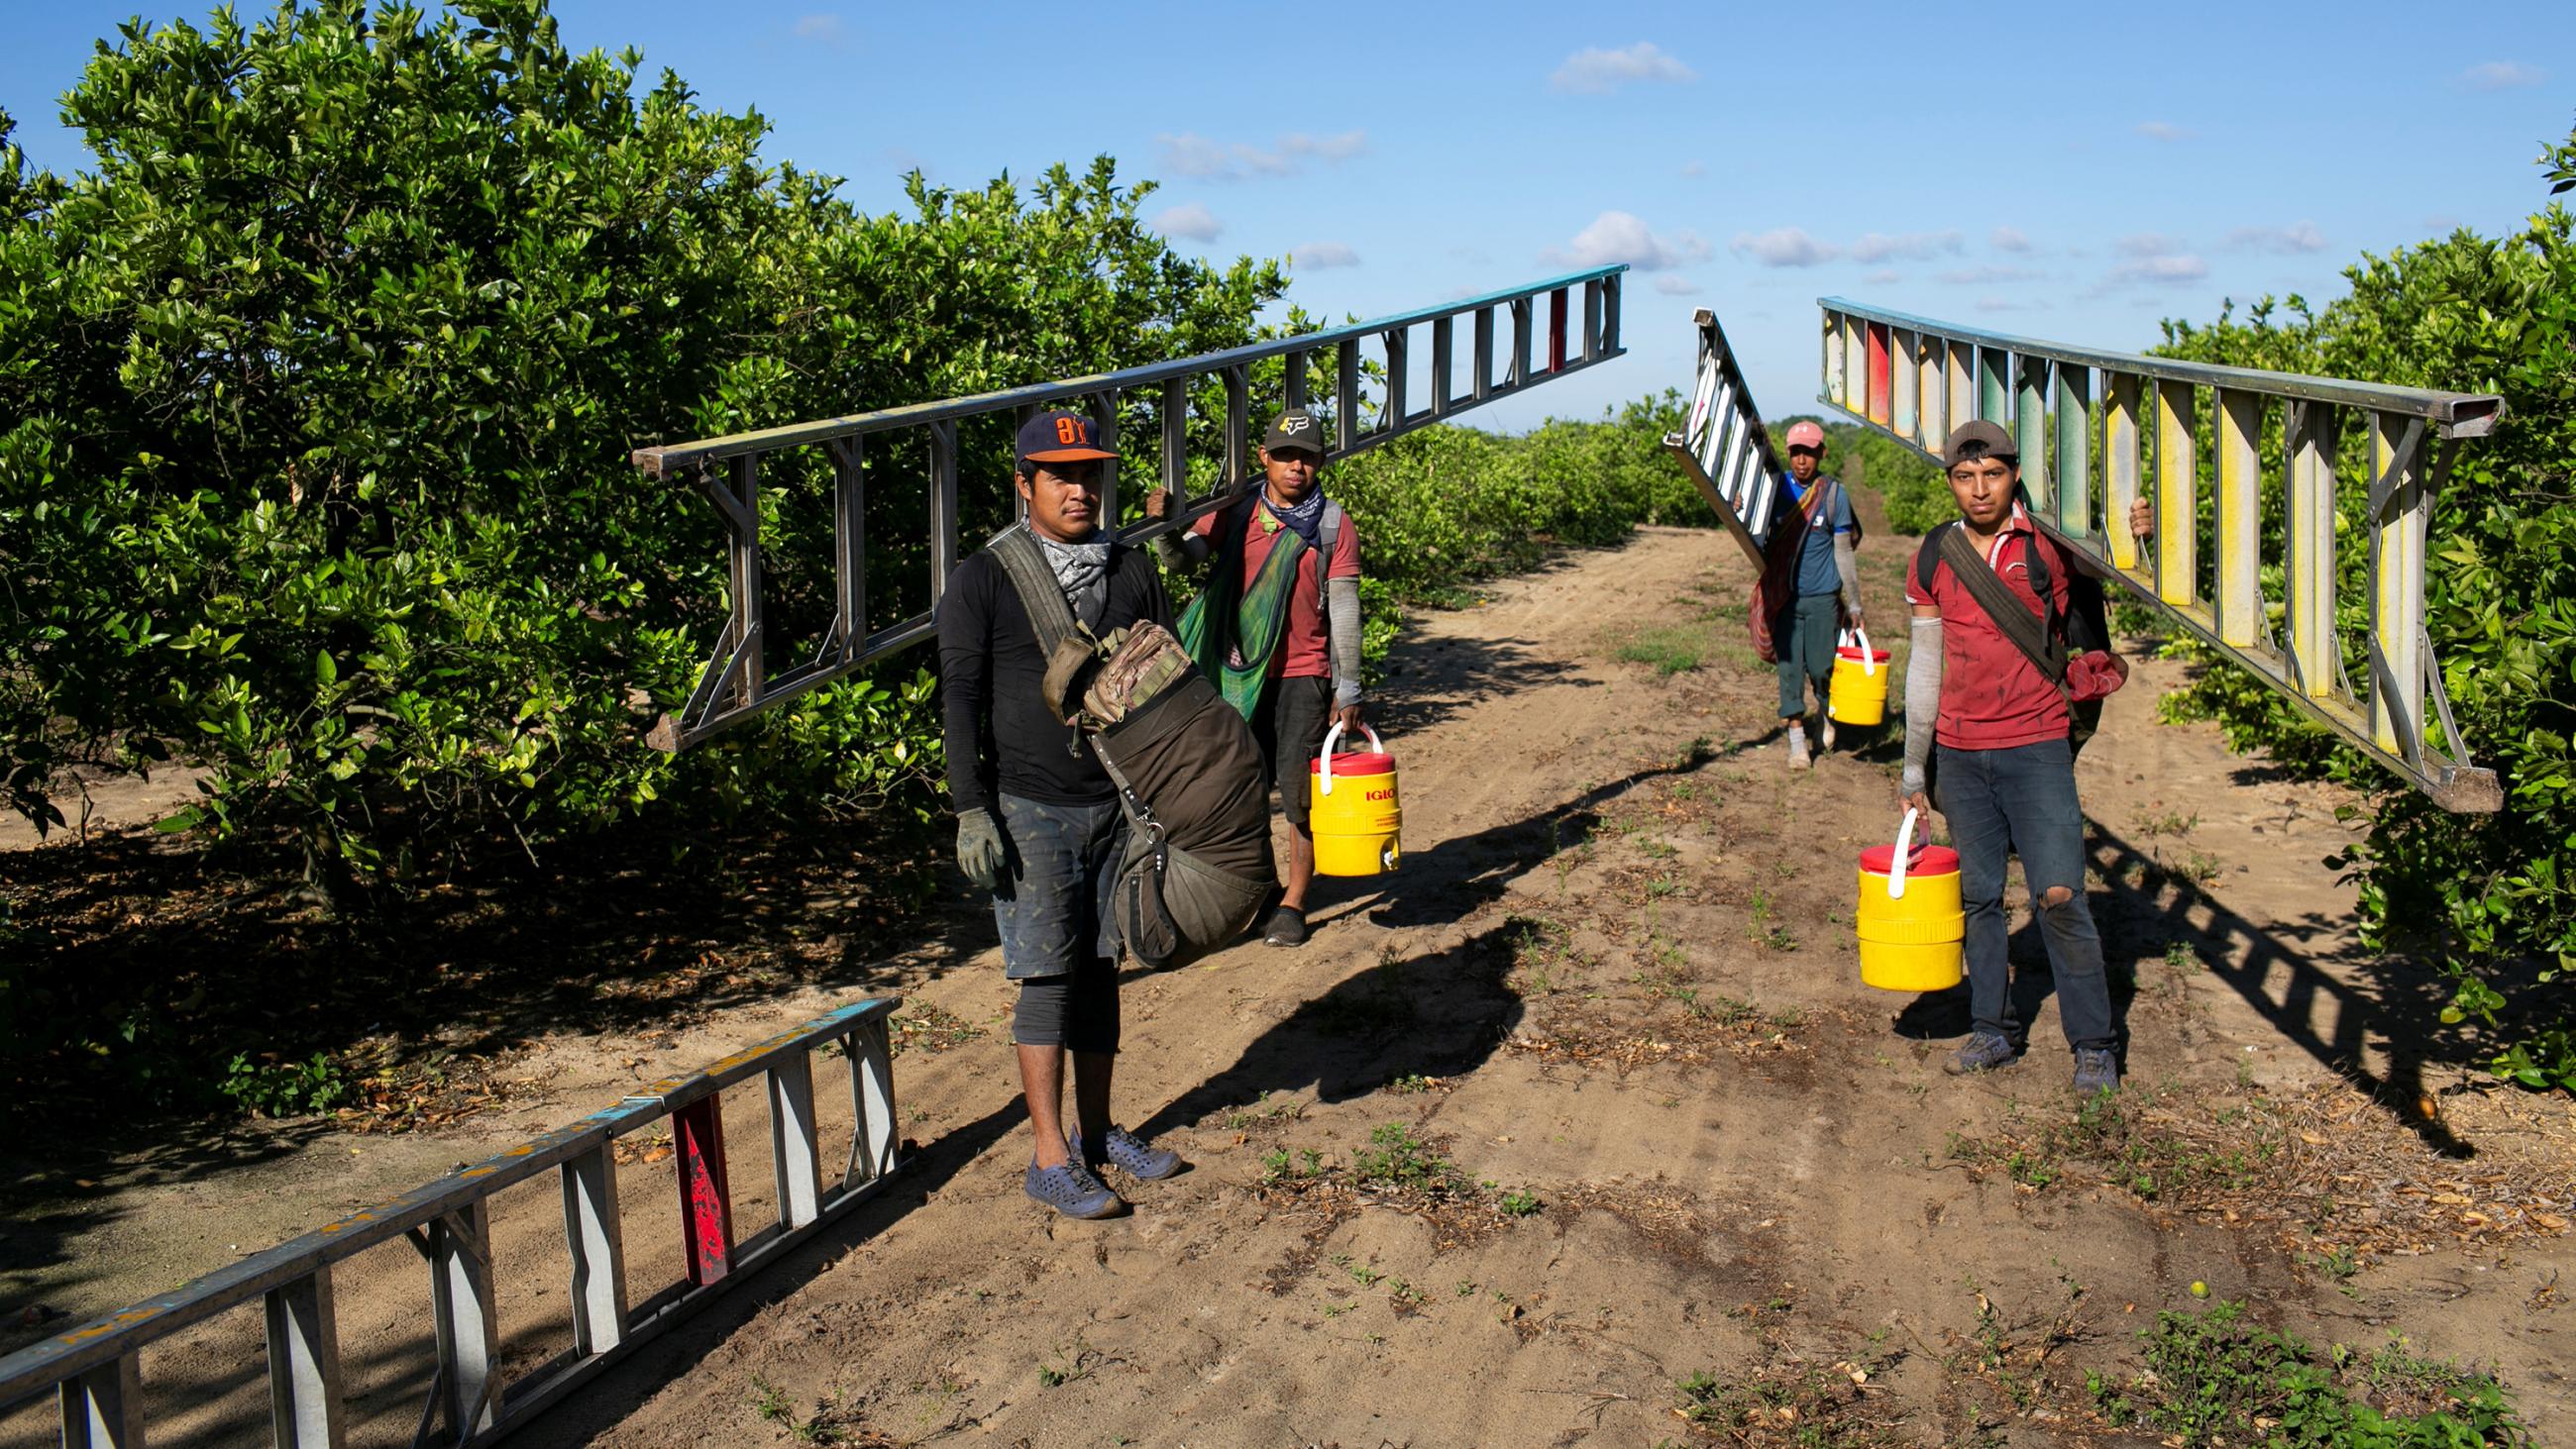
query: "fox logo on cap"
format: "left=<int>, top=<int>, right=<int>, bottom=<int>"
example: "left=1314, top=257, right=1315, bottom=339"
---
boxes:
left=1264, top=407, right=1324, bottom=453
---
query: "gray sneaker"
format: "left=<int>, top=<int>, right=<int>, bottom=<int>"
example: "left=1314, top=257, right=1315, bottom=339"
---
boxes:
left=1820, top=715, right=1837, bottom=752
left=1023, top=1158, right=1122, bottom=1218
left=1072, top=1125, right=1182, bottom=1180
left=1944, top=1031, right=2020, bottom=1076
left=1787, top=731, right=1812, bottom=770
left=2073, top=1048, right=2122, bottom=1094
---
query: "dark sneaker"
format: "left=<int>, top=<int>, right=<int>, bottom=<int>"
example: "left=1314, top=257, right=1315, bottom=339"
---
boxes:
left=2073, top=1048, right=2121, bottom=1094
left=1262, top=905, right=1309, bottom=948
left=1943, top=1031, right=2021, bottom=1076
left=1023, top=1159, right=1122, bottom=1218
left=1073, top=1125, right=1182, bottom=1181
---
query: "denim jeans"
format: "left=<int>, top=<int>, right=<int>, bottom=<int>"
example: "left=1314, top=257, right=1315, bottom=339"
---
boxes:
left=1933, top=738, right=2114, bottom=1052
left=1777, top=593, right=1838, bottom=718
left=991, top=793, right=1125, bottom=981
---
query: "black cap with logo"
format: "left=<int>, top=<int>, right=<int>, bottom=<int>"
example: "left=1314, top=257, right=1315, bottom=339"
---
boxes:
left=1263, top=408, right=1326, bottom=457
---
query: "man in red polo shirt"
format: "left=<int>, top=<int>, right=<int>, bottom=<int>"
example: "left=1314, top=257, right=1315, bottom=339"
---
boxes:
left=1900, top=419, right=2118, bottom=1093
left=1143, top=408, right=1365, bottom=949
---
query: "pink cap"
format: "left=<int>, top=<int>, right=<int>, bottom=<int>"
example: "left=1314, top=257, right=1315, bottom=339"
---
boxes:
left=1784, top=421, right=1826, bottom=451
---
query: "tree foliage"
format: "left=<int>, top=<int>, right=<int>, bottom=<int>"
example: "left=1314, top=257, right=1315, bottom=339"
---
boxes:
left=2149, top=121, right=2576, bottom=1091
left=0, top=0, right=1287, bottom=888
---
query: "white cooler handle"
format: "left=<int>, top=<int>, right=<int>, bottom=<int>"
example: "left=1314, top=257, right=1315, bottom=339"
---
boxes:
left=1887, top=806, right=1919, bottom=899
left=1841, top=626, right=1877, bottom=677
left=1316, top=721, right=1386, bottom=796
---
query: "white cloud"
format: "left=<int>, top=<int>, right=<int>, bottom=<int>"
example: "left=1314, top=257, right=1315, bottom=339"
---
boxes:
left=2460, top=60, right=2544, bottom=90
left=2115, top=233, right=2190, bottom=259
left=1990, top=225, right=2033, bottom=254
left=1551, top=42, right=1698, bottom=95
left=791, top=13, right=847, bottom=45
left=1290, top=242, right=1360, bottom=269
left=1680, top=159, right=1707, bottom=179
left=1729, top=226, right=1835, bottom=268
left=2224, top=221, right=2327, bottom=255
left=2101, top=254, right=2210, bottom=289
left=1651, top=274, right=1703, bottom=295
left=1153, top=130, right=1368, bottom=182
left=1850, top=230, right=1963, bottom=263
left=1153, top=203, right=1222, bottom=243
left=2135, top=121, right=2196, bottom=142
left=1939, top=263, right=2045, bottom=284
left=1863, top=268, right=1903, bottom=285
left=1976, top=296, right=2027, bottom=313
left=1548, top=210, right=1712, bottom=270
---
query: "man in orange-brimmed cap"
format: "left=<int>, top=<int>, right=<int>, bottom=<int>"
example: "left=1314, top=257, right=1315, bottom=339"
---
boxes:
left=1770, top=419, right=1866, bottom=769
left=938, top=409, right=1184, bottom=1218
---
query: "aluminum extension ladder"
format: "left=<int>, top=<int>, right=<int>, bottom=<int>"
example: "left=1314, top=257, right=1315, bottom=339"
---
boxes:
left=1662, top=307, right=1788, bottom=571
left=1815, top=299, right=2502, bottom=811
left=0, top=1000, right=902, bottom=1446
left=629, top=266, right=1628, bottom=753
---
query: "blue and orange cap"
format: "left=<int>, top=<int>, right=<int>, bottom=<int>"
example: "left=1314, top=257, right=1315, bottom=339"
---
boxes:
left=1018, top=409, right=1119, bottom=469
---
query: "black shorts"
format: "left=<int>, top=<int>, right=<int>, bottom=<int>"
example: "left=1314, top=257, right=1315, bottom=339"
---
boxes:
left=1251, top=674, right=1333, bottom=828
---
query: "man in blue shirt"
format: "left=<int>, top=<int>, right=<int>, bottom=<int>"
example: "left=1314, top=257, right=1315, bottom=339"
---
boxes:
left=1774, top=420, right=1865, bottom=769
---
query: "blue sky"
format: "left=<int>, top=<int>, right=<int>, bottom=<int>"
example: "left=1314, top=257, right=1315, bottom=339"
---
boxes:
left=5, top=1, right=2571, bottom=433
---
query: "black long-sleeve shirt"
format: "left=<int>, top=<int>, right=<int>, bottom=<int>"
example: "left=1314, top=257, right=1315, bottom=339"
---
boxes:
left=937, top=544, right=1173, bottom=816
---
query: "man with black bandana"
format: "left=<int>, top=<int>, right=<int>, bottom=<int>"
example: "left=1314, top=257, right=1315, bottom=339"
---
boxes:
left=1144, top=407, right=1367, bottom=949
left=938, top=409, right=1181, bottom=1219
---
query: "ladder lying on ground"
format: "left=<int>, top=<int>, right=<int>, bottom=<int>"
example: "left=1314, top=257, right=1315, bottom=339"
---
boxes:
left=1, top=1001, right=901, bottom=1447
left=1665, top=303, right=2505, bottom=811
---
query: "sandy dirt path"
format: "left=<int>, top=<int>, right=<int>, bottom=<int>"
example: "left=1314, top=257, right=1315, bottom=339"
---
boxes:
left=7, top=518, right=2570, bottom=1448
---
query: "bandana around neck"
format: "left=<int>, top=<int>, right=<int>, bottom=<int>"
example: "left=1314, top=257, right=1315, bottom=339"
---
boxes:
left=1259, top=487, right=1327, bottom=548
left=1032, top=528, right=1110, bottom=626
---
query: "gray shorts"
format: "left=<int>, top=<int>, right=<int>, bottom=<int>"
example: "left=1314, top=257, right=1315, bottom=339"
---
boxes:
left=1252, top=674, right=1333, bottom=828
left=992, top=793, right=1125, bottom=979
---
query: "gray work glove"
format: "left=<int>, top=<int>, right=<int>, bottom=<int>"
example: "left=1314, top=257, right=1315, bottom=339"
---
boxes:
left=955, top=807, right=1005, bottom=889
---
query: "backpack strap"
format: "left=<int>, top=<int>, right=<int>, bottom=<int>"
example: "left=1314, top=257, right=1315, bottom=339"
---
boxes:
left=1317, top=499, right=1343, bottom=690
left=1912, top=520, right=1952, bottom=600
left=986, top=523, right=1081, bottom=658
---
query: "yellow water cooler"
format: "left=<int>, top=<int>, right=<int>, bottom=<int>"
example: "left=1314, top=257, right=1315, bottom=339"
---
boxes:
left=1856, top=808, right=1964, bottom=991
left=1310, top=723, right=1401, bottom=876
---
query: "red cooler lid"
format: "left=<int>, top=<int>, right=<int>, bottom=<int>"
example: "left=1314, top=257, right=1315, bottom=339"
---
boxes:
left=1837, top=646, right=1891, bottom=663
left=1860, top=842, right=1959, bottom=875
left=1313, top=751, right=1396, bottom=776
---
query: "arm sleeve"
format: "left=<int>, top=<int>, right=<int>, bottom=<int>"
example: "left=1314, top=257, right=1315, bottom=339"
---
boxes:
left=936, top=561, right=993, bottom=816
left=1328, top=575, right=1364, bottom=706
left=1902, top=615, right=1943, bottom=796
left=1833, top=531, right=1864, bottom=613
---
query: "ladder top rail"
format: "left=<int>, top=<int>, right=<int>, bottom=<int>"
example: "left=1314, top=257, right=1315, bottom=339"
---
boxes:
left=632, top=264, right=1630, bottom=476
left=1819, top=296, right=2503, bottom=436
left=0, top=995, right=900, bottom=1409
